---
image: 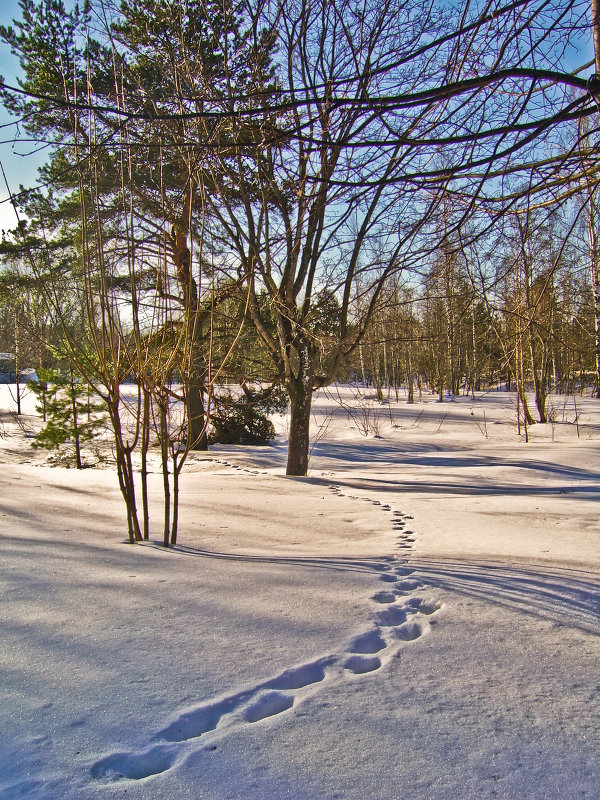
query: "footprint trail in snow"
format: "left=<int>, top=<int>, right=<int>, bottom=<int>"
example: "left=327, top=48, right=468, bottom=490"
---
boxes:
left=328, top=483, right=442, bottom=674
left=90, top=474, right=443, bottom=784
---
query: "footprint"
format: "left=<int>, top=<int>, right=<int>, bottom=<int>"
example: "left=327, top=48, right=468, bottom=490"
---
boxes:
left=157, top=692, right=250, bottom=742
left=348, top=629, right=387, bottom=654
left=371, top=591, right=398, bottom=604
left=379, top=573, right=397, bottom=583
left=344, top=655, right=381, bottom=674
left=395, top=579, right=422, bottom=591
left=268, top=660, right=328, bottom=690
left=244, top=692, right=294, bottom=723
left=157, top=660, right=328, bottom=741
left=393, top=621, right=424, bottom=641
left=394, top=567, right=415, bottom=576
left=405, top=597, right=442, bottom=615
left=90, top=744, right=176, bottom=781
left=375, top=606, right=407, bottom=626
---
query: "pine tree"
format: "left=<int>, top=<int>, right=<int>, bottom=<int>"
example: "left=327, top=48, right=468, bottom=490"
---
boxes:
left=29, top=368, right=106, bottom=468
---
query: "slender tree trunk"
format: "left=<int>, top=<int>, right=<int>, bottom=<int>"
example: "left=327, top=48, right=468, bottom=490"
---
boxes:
left=159, top=398, right=171, bottom=548
left=109, top=403, right=142, bottom=543
left=171, top=457, right=180, bottom=546
left=593, top=276, right=600, bottom=397
left=447, top=325, right=455, bottom=396
left=14, top=311, right=21, bottom=416
left=141, top=386, right=150, bottom=540
left=115, top=448, right=142, bottom=543
left=407, top=342, right=414, bottom=403
left=523, top=396, right=529, bottom=442
left=359, top=344, right=366, bottom=386
left=529, top=334, right=548, bottom=423
left=69, top=369, right=83, bottom=469
left=593, top=0, right=600, bottom=73
left=517, top=346, right=535, bottom=431
left=588, top=212, right=600, bottom=397
left=471, top=307, right=477, bottom=398
left=41, top=382, right=47, bottom=422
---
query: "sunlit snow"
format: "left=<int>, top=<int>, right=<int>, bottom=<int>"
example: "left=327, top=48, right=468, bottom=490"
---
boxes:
left=0, top=383, right=598, bottom=799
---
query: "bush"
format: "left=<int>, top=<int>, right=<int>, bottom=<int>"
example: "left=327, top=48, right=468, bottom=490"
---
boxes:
left=209, top=382, right=288, bottom=445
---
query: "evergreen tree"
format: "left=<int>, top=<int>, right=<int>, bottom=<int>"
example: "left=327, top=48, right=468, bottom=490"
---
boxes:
left=29, top=368, right=106, bottom=468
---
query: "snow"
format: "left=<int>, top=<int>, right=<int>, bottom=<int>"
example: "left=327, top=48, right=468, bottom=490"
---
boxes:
left=0, top=383, right=598, bottom=799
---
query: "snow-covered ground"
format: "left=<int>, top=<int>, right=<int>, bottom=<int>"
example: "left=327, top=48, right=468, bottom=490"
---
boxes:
left=0, top=383, right=598, bottom=799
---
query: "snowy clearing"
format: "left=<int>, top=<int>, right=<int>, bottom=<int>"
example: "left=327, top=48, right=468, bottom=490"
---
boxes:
left=0, top=384, right=598, bottom=799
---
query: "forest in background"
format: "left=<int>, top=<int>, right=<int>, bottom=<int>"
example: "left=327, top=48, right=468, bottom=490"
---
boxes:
left=0, top=0, right=598, bottom=541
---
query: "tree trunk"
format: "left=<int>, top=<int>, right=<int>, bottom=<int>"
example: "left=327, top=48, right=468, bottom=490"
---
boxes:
left=470, top=307, right=477, bottom=398
left=594, top=274, right=600, bottom=397
left=115, top=446, right=142, bottom=543
left=187, top=376, right=208, bottom=450
left=407, top=344, right=414, bottom=403
left=168, top=204, right=209, bottom=451
left=171, top=458, right=180, bottom=546
left=159, top=398, right=171, bottom=548
left=141, top=387, right=150, bottom=540
left=589, top=215, right=600, bottom=397
left=529, top=335, right=548, bottom=423
left=286, top=376, right=313, bottom=476
left=359, top=344, right=366, bottom=385
left=69, top=369, right=83, bottom=470
left=14, top=311, right=21, bottom=416
left=108, top=400, right=142, bottom=543
left=593, top=0, right=600, bottom=73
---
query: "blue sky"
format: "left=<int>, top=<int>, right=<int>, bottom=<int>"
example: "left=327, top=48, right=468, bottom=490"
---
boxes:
left=0, top=0, right=48, bottom=232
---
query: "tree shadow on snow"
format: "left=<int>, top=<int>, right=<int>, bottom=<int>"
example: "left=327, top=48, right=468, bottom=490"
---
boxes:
left=302, top=473, right=600, bottom=500
left=411, top=558, right=600, bottom=634
left=309, top=441, right=600, bottom=483
left=160, top=543, right=395, bottom=577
